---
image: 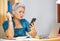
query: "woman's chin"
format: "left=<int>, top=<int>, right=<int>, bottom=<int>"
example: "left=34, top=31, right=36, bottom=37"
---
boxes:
left=17, top=18, right=23, bottom=20
left=16, top=17, right=23, bottom=20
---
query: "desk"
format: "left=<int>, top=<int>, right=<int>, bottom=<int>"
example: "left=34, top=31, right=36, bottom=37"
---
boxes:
left=0, top=37, right=60, bottom=41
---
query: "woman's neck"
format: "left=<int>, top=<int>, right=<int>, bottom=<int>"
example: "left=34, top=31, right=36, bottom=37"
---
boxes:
left=13, top=17, right=22, bottom=28
left=13, top=17, right=20, bottom=23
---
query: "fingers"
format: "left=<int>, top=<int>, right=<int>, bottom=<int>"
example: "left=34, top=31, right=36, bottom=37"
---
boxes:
left=7, top=35, right=14, bottom=40
left=30, top=23, right=34, bottom=26
left=6, top=13, right=12, bottom=17
left=6, top=13, right=12, bottom=21
left=29, top=23, right=35, bottom=28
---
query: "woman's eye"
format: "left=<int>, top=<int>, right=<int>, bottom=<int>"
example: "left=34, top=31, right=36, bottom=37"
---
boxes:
left=19, top=11, right=24, bottom=14
left=19, top=11, right=21, bottom=13
left=23, top=12, right=24, bottom=13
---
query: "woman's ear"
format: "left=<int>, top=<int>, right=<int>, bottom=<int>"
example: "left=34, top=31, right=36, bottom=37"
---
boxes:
left=12, top=10, right=15, bottom=14
left=11, top=14, right=13, bottom=17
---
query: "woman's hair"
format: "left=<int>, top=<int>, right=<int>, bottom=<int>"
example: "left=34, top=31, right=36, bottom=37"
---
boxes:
left=12, top=3, right=25, bottom=19
left=12, top=3, right=25, bottom=11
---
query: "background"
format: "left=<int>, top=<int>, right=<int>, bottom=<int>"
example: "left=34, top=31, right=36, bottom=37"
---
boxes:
left=21, top=0, right=58, bottom=37
left=0, top=0, right=59, bottom=38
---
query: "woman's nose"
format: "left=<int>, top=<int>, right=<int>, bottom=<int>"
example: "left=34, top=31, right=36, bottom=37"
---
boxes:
left=20, top=12, right=24, bottom=15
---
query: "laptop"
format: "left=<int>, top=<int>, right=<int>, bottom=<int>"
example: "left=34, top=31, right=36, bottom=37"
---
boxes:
left=49, top=23, right=59, bottom=38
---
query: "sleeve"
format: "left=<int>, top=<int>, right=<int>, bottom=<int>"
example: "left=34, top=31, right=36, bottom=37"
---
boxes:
left=24, top=19, right=31, bottom=32
left=2, top=21, right=8, bottom=32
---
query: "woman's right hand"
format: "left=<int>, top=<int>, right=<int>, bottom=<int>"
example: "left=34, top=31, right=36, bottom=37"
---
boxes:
left=6, top=12, right=14, bottom=39
left=6, top=12, right=12, bottom=21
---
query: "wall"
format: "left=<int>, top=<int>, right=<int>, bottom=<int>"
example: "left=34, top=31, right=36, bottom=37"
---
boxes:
left=0, top=0, right=7, bottom=26
left=0, top=0, right=20, bottom=38
left=0, top=0, right=59, bottom=38
left=21, top=0, right=58, bottom=38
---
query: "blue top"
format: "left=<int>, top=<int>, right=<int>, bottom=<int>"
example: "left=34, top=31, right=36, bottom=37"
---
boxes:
left=8, top=0, right=12, bottom=13
left=3, top=19, right=31, bottom=37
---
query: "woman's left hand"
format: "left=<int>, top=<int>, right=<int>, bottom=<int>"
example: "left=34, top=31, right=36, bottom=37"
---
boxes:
left=29, top=23, right=37, bottom=38
left=29, top=23, right=35, bottom=28
left=29, top=23, right=36, bottom=32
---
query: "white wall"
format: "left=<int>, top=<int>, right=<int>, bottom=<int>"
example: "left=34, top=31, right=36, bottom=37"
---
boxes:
left=20, top=0, right=58, bottom=37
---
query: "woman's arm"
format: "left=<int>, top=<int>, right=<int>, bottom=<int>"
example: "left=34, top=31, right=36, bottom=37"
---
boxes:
left=6, top=21, right=14, bottom=39
left=5, top=13, right=14, bottom=39
left=28, top=23, right=37, bottom=38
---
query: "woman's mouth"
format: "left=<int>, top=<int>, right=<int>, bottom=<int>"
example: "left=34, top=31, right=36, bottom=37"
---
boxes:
left=20, top=16, right=23, bottom=18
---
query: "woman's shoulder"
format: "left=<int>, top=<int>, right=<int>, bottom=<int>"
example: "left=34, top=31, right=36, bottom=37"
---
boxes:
left=20, top=19, right=30, bottom=26
left=20, top=19, right=28, bottom=22
left=2, top=20, right=9, bottom=32
left=3, top=20, right=14, bottom=26
left=3, top=20, right=9, bottom=25
left=2, top=20, right=9, bottom=27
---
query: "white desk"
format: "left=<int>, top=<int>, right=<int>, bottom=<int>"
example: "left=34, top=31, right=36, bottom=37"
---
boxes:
left=0, top=37, right=60, bottom=41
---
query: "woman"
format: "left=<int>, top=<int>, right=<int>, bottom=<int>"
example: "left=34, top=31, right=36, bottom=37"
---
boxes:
left=3, top=3, right=37, bottom=39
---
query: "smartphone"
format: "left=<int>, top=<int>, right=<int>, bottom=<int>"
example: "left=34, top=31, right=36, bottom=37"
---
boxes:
left=30, top=18, right=36, bottom=25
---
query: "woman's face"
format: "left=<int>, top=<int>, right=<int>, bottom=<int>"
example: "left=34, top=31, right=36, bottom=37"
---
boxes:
left=14, top=7, right=25, bottom=20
